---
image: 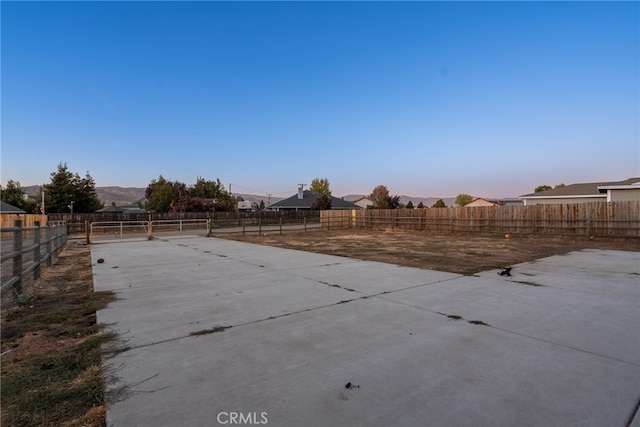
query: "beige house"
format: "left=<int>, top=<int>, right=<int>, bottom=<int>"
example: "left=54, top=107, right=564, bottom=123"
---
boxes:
left=352, top=197, right=373, bottom=209
left=465, top=198, right=523, bottom=207
left=520, top=177, right=640, bottom=206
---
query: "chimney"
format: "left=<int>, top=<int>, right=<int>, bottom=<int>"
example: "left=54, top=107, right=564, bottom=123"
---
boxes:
left=297, top=184, right=305, bottom=199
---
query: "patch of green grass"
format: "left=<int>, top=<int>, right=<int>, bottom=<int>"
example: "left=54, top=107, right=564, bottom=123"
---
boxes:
left=1, top=339, right=109, bottom=427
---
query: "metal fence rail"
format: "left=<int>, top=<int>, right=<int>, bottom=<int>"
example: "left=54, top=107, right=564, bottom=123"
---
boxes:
left=1, top=220, right=67, bottom=300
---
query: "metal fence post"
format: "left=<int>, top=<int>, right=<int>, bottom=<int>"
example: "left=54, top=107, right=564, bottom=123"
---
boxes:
left=13, top=220, right=23, bottom=296
left=279, top=217, right=283, bottom=235
left=304, top=216, right=307, bottom=233
left=34, top=221, right=41, bottom=280
left=242, top=218, right=246, bottom=235
left=86, top=221, right=91, bottom=244
left=44, top=225, right=52, bottom=267
left=259, top=218, right=262, bottom=235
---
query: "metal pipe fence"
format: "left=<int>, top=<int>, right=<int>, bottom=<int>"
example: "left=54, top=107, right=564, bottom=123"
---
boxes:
left=1, top=220, right=67, bottom=302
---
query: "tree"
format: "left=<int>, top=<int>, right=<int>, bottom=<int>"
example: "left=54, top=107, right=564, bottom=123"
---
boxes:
left=192, top=177, right=231, bottom=202
left=259, top=200, right=265, bottom=210
left=432, top=199, right=447, bottom=208
left=145, top=176, right=235, bottom=212
left=369, top=185, right=400, bottom=209
left=554, top=183, right=566, bottom=189
left=145, top=176, right=180, bottom=212
left=310, top=194, right=332, bottom=210
left=406, top=201, right=414, bottom=209
left=417, top=201, right=425, bottom=209
left=309, top=178, right=331, bottom=196
left=455, top=194, right=473, bottom=207
left=43, top=163, right=102, bottom=213
left=535, top=185, right=552, bottom=193
left=0, top=180, right=38, bottom=213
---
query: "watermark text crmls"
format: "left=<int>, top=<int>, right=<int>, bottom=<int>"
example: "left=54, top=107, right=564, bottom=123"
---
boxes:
left=217, top=412, right=268, bottom=425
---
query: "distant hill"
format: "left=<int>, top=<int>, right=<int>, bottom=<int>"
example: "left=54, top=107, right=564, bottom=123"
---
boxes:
left=342, top=194, right=457, bottom=207
left=23, top=186, right=283, bottom=208
left=96, top=187, right=147, bottom=206
left=24, top=185, right=146, bottom=207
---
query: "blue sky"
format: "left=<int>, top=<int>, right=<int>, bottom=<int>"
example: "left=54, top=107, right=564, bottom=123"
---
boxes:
left=2, top=1, right=638, bottom=198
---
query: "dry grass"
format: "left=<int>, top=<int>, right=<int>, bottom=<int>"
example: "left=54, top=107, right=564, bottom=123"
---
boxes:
left=1, top=243, right=117, bottom=427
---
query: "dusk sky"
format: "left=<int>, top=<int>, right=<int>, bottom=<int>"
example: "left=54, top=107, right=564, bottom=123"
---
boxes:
left=2, top=1, right=638, bottom=199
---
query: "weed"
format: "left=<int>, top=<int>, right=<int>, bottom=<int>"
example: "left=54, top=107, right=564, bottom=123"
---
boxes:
left=468, top=320, right=489, bottom=326
left=190, top=325, right=231, bottom=336
left=446, top=315, right=462, bottom=320
left=513, top=280, right=544, bottom=287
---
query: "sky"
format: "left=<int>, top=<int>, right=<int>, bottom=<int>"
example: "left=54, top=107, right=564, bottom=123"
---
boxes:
left=2, top=1, right=638, bottom=199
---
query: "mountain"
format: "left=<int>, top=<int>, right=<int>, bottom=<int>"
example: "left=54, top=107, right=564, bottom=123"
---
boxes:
left=24, top=185, right=146, bottom=207
left=23, top=186, right=282, bottom=207
left=96, top=187, right=147, bottom=206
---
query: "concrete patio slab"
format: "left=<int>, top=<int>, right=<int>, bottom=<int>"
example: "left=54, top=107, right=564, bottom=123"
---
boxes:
left=92, top=237, right=640, bottom=427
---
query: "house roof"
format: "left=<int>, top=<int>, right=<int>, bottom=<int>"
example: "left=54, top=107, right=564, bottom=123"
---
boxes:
left=268, top=190, right=362, bottom=210
left=1, top=201, right=26, bottom=213
left=520, top=178, right=640, bottom=198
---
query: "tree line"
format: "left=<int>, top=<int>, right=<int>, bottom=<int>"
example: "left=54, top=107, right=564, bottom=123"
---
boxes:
left=2, top=166, right=550, bottom=213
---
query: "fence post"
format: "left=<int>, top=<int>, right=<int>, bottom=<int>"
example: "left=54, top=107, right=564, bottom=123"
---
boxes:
left=242, top=218, right=246, bottom=235
left=13, top=220, right=23, bottom=297
left=44, top=225, right=52, bottom=267
left=304, top=216, right=307, bottom=233
left=34, top=221, right=41, bottom=280
left=86, top=221, right=91, bottom=244
left=279, top=217, right=283, bottom=235
left=47, top=224, right=54, bottom=265
left=586, top=217, right=592, bottom=237
left=327, top=214, right=330, bottom=232
left=259, top=218, right=262, bottom=235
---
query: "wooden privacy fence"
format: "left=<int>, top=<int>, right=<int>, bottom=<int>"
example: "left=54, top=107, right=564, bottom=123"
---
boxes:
left=320, top=201, right=640, bottom=237
left=0, top=214, right=48, bottom=228
left=1, top=220, right=67, bottom=302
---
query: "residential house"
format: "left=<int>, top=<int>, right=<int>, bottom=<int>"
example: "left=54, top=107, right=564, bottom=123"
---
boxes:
left=268, top=185, right=362, bottom=211
left=465, top=198, right=524, bottom=207
left=0, top=201, right=26, bottom=214
left=520, top=177, right=640, bottom=206
left=352, top=197, right=373, bottom=209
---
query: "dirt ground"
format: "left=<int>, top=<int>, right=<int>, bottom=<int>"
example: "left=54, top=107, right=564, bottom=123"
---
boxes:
left=217, top=229, right=640, bottom=274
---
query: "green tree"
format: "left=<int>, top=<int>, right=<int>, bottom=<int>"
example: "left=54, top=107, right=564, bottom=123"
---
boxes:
left=309, top=178, right=331, bottom=196
left=259, top=200, right=266, bottom=210
left=406, top=201, right=414, bottom=209
left=417, top=201, right=425, bottom=209
left=455, top=194, right=473, bottom=207
left=554, top=183, right=566, bottom=189
left=44, top=163, right=102, bottom=213
left=145, top=176, right=180, bottom=212
left=1, top=180, right=37, bottom=213
left=535, top=185, right=552, bottom=193
left=432, top=199, right=447, bottom=208
left=310, top=194, right=332, bottom=210
left=145, top=176, right=235, bottom=212
left=192, top=177, right=231, bottom=202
